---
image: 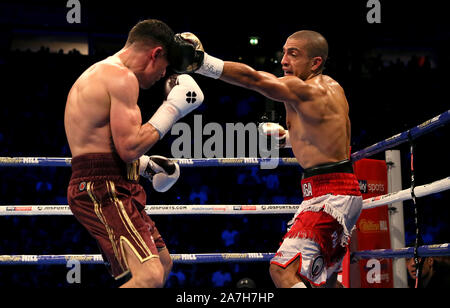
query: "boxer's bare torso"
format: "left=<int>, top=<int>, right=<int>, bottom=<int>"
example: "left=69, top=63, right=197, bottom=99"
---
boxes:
left=64, top=45, right=165, bottom=163
left=64, top=56, right=133, bottom=157
left=282, top=74, right=350, bottom=169
left=220, top=69, right=350, bottom=169
left=220, top=36, right=350, bottom=169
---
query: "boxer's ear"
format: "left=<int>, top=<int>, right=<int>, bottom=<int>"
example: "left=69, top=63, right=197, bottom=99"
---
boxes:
left=311, top=56, right=323, bottom=72
left=151, top=46, right=164, bottom=60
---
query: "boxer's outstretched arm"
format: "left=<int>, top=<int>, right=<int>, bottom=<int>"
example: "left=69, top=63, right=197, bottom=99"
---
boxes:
left=219, top=61, right=311, bottom=104
left=171, top=32, right=313, bottom=104
left=108, top=67, right=159, bottom=163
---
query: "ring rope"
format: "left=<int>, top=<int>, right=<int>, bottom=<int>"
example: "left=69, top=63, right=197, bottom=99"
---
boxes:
left=0, top=110, right=448, bottom=168
left=0, top=157, right=300, bottom=168
left=351, top=110, right=449, bottom=161
left=1, top=243, right=449, bottom=266
left=352, top=243, right=450, bottom=260
left=0, top=253, right=275, bottom=265
left=0, top=204, right=299, bottom=216
left=1, top=176, right=448, bottom=216
left=408, top=134, right=424, bottom=288
left=362, top=176, right=450, bottom=209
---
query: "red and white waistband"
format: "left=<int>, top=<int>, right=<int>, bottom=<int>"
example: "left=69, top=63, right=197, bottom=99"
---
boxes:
left=301, top=172, right=361, bottom=200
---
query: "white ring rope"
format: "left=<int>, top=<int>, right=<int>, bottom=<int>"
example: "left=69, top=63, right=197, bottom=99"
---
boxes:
left=1, top=176, right=448, bottom=216
left=362, top=176, right=450, bottom=209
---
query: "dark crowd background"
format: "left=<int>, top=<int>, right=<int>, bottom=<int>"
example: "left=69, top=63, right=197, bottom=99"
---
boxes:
left=0, top=1, right=449, bottom=288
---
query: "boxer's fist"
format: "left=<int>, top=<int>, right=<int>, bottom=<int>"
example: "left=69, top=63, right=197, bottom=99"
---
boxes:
left=169, top=32, right=205, bottom=73
left=149, top=74, right=204, bottom=139
left=258, top=122, right=291, bottom=149
left=139, top=155, right=180, bottom=192
left=169, top=32, right=224, bottom=79
left=166, top=74, right=204, bottom=118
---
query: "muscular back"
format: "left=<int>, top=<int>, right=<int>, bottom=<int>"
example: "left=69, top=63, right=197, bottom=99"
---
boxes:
left=64, top=56, right=139, bottom=157
left=284, top=75, right=351, bottom=169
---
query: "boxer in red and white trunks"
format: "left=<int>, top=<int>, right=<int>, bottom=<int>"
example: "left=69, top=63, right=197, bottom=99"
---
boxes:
left=169, top=30, right=363, bottom=287
left=64, top=20, right=204, bottom=287
left=271, top=160, right=361, bottom=287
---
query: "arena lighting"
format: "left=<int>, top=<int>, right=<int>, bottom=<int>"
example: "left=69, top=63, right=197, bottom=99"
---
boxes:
left=249, top=36, right=259, bottom=46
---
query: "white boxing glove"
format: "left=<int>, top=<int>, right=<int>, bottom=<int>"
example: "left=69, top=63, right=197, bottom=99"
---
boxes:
left=139, top=155, right=180, bottom=192
left=258, top=122, right=291, bottom=149
left=148, top=74, right=204, bottom=139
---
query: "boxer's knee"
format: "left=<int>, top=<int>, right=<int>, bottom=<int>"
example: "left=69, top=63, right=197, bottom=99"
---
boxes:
left=270, top=259, right=303, bottom=288
left=134, top=260, right=165, bottom=288
left=121, top=245, right=164, bottom=287
left=163, top=257, right=173, bottom=278
left=269, top=263, right=286, bottom=287
left=158, top=247, right=173, bottom=281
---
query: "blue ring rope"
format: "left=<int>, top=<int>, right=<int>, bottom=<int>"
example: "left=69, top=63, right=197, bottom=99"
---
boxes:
left=0, top=110, right=448, bottom=168
left=352, top=243, right=450, bottom=260
left=1, top=244, right=449, bottom=265
left=0, top=253, right=275, bottom=265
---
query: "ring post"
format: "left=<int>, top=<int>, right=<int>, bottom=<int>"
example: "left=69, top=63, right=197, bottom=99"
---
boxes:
left=386, top=150, right=407, bottom=288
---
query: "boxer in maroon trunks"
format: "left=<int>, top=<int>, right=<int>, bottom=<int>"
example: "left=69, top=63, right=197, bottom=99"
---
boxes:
left=68, top=153, right=164, bottom=280
left=64, top=20, right=204, bottom=287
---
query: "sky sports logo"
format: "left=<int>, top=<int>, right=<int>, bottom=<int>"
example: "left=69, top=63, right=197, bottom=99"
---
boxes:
left=359, top=180, right=386, bottom=194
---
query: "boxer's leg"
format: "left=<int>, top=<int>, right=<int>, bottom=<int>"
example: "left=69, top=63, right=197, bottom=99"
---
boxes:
left=103, top=180, right=164, bottom=288
left=140, top=206, right=173, bottom=284
left=269, top=258, right=309, bottom=288
left=120, top=240, right=164, bottom=288
left=158, top=247, right=173, bottom=284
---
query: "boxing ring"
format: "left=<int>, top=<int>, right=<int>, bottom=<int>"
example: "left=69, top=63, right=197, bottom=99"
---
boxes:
left=0, top=109, right=449, bottom=287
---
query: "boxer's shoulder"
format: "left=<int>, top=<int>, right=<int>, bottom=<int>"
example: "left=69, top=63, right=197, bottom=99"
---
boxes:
left=102, top=59, right=134, bottom=78
left=279, top=75, right=318, bottom=102
left=94, top=58, right=138, bottom=93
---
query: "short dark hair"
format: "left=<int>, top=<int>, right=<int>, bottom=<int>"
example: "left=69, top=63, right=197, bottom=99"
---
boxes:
left=126, top=19, right=174, bottom=52
left=289, top=30, right=328, bottom=72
